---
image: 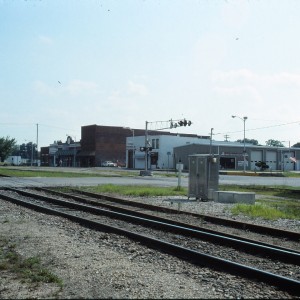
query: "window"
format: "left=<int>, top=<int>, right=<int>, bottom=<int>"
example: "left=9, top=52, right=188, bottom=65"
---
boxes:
left=151, top=138, right=160, bottom=149
left=152, top=139, right=155, bottom=149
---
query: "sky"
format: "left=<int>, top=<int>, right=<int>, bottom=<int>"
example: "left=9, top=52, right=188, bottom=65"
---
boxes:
left=1, top=0, right=300, bottom=149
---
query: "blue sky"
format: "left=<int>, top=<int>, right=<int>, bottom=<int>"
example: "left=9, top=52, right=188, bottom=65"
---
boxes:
left=1, top=0, right=300, bottom=149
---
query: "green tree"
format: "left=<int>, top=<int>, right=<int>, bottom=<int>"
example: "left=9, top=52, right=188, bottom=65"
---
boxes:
left=265, top=139, right=284, bottom=147
left=255, top=161, right=269, bottom=171
left=11, top=145, right=21, bottom=156
left=236, top=138, right=259, bottom=145
left=0, top=136, right=16, bottom=162
left=292, top=142, right=300, bottom=148
left=19, top=142, right=37, bottom=159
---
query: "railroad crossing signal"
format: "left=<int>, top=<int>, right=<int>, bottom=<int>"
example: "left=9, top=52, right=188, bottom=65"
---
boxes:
left=170, top=119, right=192, bottom=128
left=140, top=146, right=153, bottom=152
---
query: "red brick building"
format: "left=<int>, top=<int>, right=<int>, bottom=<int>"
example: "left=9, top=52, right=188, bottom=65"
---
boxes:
left=78, top=125, right=148, bottom=167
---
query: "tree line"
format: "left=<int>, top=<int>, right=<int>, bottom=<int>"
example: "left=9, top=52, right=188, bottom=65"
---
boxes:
left=0, top=137, right=38, bottom=163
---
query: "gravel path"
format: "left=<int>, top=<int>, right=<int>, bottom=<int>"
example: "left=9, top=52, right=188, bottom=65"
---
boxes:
left=0, top=197, right=298, bottom=299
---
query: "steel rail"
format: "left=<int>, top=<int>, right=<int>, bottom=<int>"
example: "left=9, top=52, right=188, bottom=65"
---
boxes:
left=32, top=187, right=300, bottom=256
left=6, top=187, right=300, bottom=265
left=68, top=187, right=300, bottom=241
left=0, top=191, right=299, bottom=296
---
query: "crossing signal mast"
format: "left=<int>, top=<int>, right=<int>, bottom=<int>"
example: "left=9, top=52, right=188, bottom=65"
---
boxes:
left=170, top=119, right=192, bottom=128
left=140, top=118, right=192, bottom=176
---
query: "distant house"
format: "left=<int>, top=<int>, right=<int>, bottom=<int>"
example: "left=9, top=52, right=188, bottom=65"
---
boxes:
left=4, top=156, right=22, bottom=166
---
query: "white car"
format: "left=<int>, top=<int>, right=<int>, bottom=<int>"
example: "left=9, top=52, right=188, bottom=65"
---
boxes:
left=101, top=161, right=116, bottom=167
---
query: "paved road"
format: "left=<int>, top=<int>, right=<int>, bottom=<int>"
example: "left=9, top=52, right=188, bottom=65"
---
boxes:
left=1, top=174, right=300, bottom=188
left=219, top=175, right=300, bottom=187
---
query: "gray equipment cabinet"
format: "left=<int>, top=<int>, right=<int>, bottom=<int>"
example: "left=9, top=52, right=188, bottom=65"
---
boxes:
left=188, top=154, right=219, bottom=200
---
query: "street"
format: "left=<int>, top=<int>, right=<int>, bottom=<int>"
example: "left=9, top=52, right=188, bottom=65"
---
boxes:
left=0, top=172, right=300, bottom=188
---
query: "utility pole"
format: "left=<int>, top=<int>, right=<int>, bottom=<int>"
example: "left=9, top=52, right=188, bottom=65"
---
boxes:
left=209, top=128, right=214, bottom=155
left=36, top=123, right=39, bottom=166
left=232, top=115, right=248, bottom=173
left=144, top=121, right=149, bottom=172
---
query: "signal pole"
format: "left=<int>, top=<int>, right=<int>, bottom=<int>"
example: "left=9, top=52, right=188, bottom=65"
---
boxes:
left=141, top=118, right=192, bottom=176
left=145, top=121, right=149, bottom=172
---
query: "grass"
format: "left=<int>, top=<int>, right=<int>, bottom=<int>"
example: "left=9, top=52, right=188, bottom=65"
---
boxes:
left=77, top=184, right=188, bottom=197
left=73, top=184, right=300, bottom=221
left=282, top=171, right=300, bottom=177
left=0, top=167, right=183, bottom=178
left=219, top=184, right=300, bottom=198
left=231, top=202, right=300, bottom=220
left=2, top=166, right=300, bottom=178
left=0, top=237, right=63, bottom=288
left=0, top=167, right=114, bottom=178
left=219, top=184, right=300, bottom=220
left=1, top=167, right=299, bottom=221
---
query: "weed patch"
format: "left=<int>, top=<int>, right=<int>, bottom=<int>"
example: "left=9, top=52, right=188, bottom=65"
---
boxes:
left=231, top=202, right=299, bottom=220
left=0, top=238, right=63, bottom=287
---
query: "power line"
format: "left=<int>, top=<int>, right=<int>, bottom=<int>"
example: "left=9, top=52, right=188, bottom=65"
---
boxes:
left=0, top=122, right=77, bottom=132
left=0, top=123, right=34, bottom=126
left=215, top=120, right=300, bottom=136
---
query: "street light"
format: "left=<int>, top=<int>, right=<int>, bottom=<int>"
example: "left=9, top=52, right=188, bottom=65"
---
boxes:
left=232, top=115, right=248, bottom=173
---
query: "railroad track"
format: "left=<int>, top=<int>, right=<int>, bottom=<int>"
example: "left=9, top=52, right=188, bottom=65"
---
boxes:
left=42, top=186, right=300, bottom=242
left=0, top=187, right=299, bottom=296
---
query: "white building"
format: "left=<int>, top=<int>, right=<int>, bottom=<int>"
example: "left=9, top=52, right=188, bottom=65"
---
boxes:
left=4, top=156, right=22, bottom=166
left=126, top=134, right=211, bottom=170
left=126, top=134, right=300, bottom=171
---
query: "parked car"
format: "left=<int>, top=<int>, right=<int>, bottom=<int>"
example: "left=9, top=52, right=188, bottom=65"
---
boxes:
left=101, top=161, right=116, bottom=167
left=116, top=160, right=126, bottom=167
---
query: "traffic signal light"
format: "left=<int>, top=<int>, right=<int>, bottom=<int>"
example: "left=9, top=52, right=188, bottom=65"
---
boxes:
left=177, top=119, right=192, bottom=127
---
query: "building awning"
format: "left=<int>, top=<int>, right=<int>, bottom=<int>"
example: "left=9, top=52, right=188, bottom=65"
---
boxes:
left=55, top=150, right=76, bottom=156
left=77, top=150, right=96, bottom=157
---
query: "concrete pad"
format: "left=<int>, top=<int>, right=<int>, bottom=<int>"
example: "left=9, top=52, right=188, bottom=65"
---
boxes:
left=163, top=198, right=198, bottom=203
left=214, top=191, right=255, bottom=204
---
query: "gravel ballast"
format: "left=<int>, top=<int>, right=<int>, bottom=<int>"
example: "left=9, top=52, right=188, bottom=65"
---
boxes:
left=0, top=197, right=298, bottom=299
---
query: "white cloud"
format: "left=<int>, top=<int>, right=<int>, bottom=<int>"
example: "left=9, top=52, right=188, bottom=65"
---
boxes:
left=212, top=69, right=300, bottom=88
left=212, top=69, right=257, bottom=85
left=32, top=80, right=55, bottom=96
left=266, top=72, right=300, bottom=86
left=211, top=69, right=300, bottom=134
left=193, top=35, right=228, bottom=71
left=33, top=79, right=101, bottom=97
left=214, top=84, right=263, bottom=102
left=65, top=80, right=100, bottom=96
left=127, top=81, right=149, bottom=97
left=220, top=0, right=251, bottom=28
